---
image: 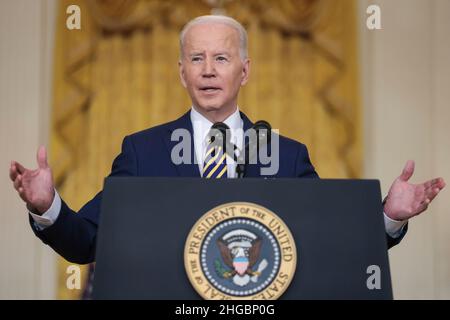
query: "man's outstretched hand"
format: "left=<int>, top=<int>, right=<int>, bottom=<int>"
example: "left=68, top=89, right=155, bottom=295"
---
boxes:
left=9, top=146, right=55, bottom=214
left=384, top=160, right=446, bottom=221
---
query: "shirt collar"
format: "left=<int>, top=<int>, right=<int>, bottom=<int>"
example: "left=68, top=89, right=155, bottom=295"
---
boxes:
left=191, top=107, right=243, bottom=138
left=190, top=106, right=242, bottom=130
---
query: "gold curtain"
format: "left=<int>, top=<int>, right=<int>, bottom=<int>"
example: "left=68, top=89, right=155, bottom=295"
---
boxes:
left=51, top=0, right=361, bottom=299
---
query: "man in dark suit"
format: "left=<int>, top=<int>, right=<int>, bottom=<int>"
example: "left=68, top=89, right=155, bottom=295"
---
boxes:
left=9, top=15, right=445, bottom=264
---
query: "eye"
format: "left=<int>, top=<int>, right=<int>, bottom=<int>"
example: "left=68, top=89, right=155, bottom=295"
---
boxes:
left=191, top=56, right=202, bottom=62
left=216, top=56, right=228, bottom=62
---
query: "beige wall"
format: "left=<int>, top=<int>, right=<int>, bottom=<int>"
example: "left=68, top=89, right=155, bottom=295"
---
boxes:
left=0, top=0, right=57, bottom=299
left=359, top=0, right=450, bottom=299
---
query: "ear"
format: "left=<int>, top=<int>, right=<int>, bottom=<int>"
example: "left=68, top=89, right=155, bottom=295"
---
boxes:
left=178, top=60, right=187, bottom=88
left=240, top=58, right=250, bottom=86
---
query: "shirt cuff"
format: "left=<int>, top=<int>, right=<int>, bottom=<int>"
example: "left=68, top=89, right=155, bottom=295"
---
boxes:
left=29, top=190, right=61, bottom=230
left=384, top=212, right=408, bottom=239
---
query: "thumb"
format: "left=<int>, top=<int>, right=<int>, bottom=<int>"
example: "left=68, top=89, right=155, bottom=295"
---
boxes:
left=399, top=160, right=415, bottom=182
left=37, top=145, right=49, bottom=169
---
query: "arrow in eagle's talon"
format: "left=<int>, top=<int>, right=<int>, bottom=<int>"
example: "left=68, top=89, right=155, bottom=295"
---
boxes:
left=251, top=259, right=268, bottom=283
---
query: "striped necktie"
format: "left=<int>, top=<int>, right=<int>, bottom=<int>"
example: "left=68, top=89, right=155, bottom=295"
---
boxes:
left=202, top=137, right=227, bottom=178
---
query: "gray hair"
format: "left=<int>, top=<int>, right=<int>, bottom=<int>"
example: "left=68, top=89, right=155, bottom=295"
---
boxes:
left=179, top=15, right=248, bottom=61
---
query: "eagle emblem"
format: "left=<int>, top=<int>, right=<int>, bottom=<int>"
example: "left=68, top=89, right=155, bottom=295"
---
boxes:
left=215, top=229, right=268, bottom=287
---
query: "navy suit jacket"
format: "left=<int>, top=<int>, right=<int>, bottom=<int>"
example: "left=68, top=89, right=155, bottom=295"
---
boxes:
left=31, top=110, right=406, bottom=264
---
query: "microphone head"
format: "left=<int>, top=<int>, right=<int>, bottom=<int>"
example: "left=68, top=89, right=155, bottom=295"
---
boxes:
left=211, top=122, right=230, bottom=135
left=253, top=120, right=271, bottom=142
left=253, top=120, right=271, bottom=131
left=208, top=122, right=230, bottom=144
left=209, top=122, right=238, bottom=159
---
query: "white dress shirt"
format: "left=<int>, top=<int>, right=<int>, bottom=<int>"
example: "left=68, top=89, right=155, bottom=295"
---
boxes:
left=30, top=106, right=407, bottom=237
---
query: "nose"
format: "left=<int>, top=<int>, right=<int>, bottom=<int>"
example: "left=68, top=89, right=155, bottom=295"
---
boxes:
left=202, top=57, right=216, bottom=78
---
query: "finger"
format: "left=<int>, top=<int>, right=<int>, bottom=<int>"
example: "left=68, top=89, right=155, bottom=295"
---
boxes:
left=424, top=178, right=446, bottom=192
left=423, top=182, right=437, bottom=194
left=14, top=161, right=27, bottom=174
left=423, top=179, right=437, bottom=190
left=435, top=177, right=446, bottom=189
left=9, top=164, right=18, bottom=182
left=17, top=187, right=28, bottom=203
left=424, top=179, right=441, bottom=192
left=13, top=175, right=22, bottom=190
left=416, top=201, right=429, bottom=215
left=425, top=187, right=441, bottom=203
left=399, top=160, right=415, bottom=182
left=37, top=145, right=48, bottom=169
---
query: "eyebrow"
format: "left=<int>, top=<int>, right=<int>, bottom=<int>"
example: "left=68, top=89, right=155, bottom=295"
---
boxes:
left=215, top=52, right=231, bottom=57
left=188, top=52, right=231, bottom=57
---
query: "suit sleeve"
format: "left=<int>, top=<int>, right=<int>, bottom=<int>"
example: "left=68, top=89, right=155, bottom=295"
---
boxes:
left=29, top=135, right=138, bottom=264
left=295, top=143, right=319, bottom=178
left=386, top=223, right=408, bottom=249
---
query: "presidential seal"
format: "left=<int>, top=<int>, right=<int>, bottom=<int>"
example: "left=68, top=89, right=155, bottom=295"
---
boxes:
left=184, top=202, right=297, bottom=300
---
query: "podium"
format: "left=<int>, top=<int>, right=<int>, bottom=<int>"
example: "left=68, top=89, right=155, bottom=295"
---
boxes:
left=92, top=177, right=393, bottom=299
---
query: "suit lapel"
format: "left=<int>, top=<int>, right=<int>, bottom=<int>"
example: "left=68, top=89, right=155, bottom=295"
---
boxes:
left=163, top=110, right=201, bottom=177
left=240, top=111, right=253, bottom=132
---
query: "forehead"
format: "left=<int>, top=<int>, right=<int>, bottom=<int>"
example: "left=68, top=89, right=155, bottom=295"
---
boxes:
left=183, top=23, right=240, bottom=54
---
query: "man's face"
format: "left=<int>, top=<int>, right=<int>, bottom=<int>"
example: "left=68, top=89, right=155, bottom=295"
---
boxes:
left=179, top=23, right=250, bottom=118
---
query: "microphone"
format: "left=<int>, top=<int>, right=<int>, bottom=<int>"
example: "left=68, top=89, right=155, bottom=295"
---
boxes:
left=236, top=120, right=272, bottom=178
left=207, top=122, right=238, bottom=160
left=253, top=120, right=272, bottom=145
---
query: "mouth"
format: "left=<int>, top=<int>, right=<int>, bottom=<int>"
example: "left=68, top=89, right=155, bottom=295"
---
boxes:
left=199, top=86, right=221, bottom=93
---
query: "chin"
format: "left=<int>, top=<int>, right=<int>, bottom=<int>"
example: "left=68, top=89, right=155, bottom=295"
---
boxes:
left=197, top=101, right=225, bottom=112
